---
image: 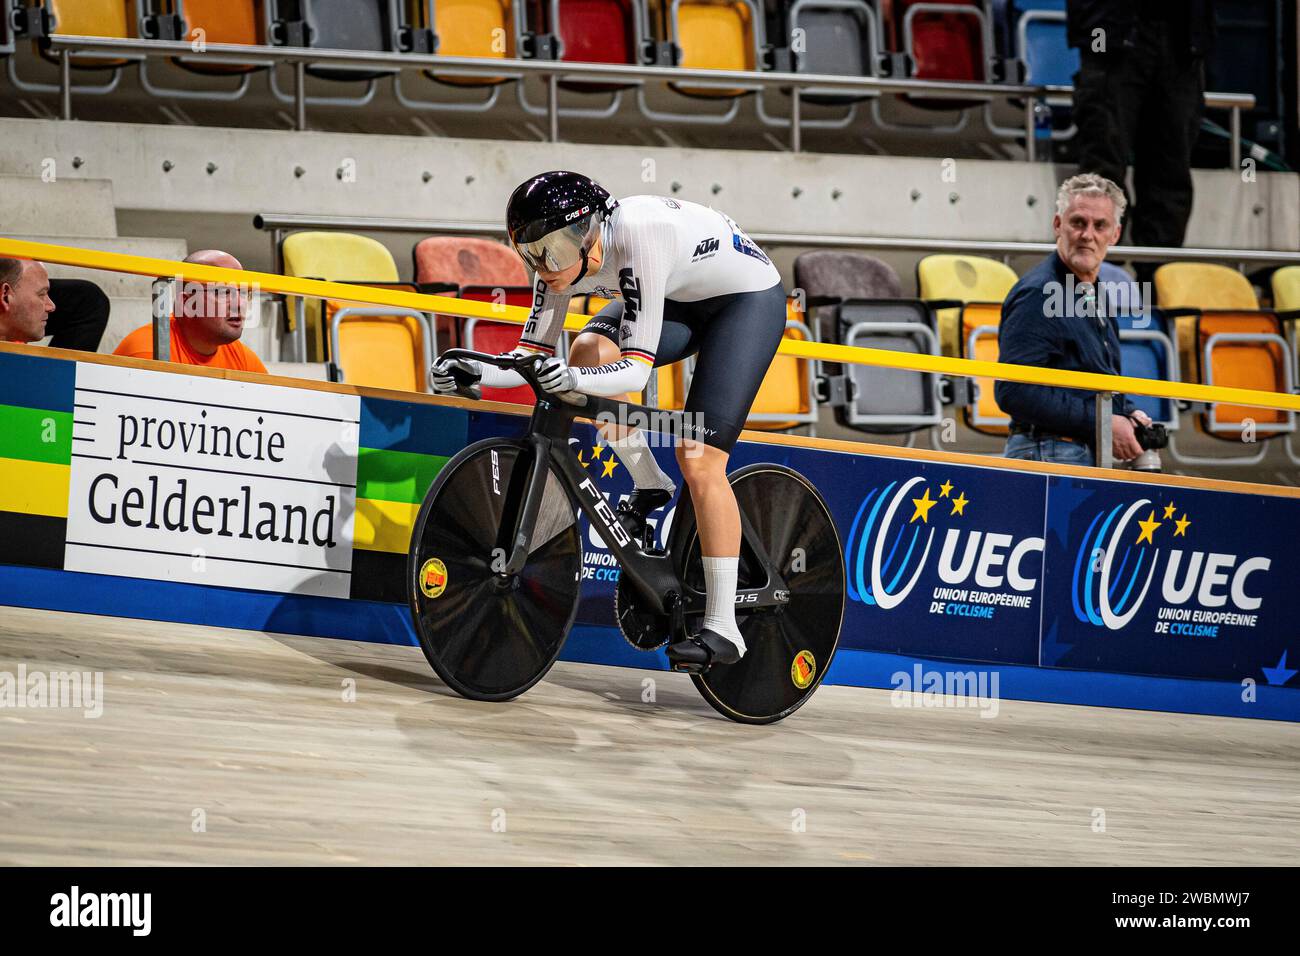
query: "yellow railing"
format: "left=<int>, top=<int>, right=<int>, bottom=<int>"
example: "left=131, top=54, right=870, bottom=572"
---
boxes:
left=4, top=236, right=1299, bottom=414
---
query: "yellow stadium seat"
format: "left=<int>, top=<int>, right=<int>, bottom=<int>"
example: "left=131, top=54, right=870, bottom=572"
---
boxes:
left=332, top=311, right=432, bottom=393
left=1155, top=262, right=1261, bottom=377
left=745, top=298, right=817, bottom=432
left=282, top=232, right=401, bottom=362
left=1194, top=311, right=1289, bottom=436
left=917, top=254, right=1019, bottom=356
left=44, top=0, right=135, bottom=68
left=1271, top=266, right=1300, bottom=313
left=582, top=295, right=685, bottom=409
left=671, top=0, right=758, bottom=98
left=1154, top=264, right=1293, bottom=451
left=429, top=0, right=515, bottom=86
left=959, top=301, right=1009, bottom=435
left=1155, top=263, right=1258, bottom=311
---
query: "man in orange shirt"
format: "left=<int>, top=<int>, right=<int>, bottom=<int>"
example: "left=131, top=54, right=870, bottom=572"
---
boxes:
left=0, top=257, right=56, bottom=343
left=115, top=250, right=267, bottom=373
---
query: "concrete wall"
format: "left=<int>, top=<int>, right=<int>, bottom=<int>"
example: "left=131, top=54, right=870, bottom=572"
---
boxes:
left=1, top=117, right=1295, bottom=281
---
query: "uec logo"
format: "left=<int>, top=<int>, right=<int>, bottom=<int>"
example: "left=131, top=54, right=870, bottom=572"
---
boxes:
left=846, top=476, right=1043, bottom=609
left=1071, top=497, right=1270, bottom=630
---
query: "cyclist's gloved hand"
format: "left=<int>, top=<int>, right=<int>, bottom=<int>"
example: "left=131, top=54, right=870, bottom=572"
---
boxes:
left=536, top=355, right=578, bottom=394
left=431, top=356, right=482, bottom=394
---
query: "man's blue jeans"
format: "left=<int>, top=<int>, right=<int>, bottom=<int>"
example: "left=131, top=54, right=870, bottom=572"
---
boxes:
left=1004, top=433, right=1095, bottom=467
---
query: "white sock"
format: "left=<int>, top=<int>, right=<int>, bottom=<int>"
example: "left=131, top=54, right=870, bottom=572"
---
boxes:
left=607, top=430, right=675, bottom=494
left=701, top=556, right=746, bottom=657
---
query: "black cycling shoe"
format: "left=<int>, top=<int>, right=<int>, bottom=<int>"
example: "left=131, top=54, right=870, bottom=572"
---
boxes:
left=666, top=628, right=743, bottom=673
left=615, top=486, right=674, bottom=543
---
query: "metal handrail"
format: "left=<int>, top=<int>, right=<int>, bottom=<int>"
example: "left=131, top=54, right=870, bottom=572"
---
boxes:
left=38, top=34, right=1256, bottom=161
left=251, top=213, right=1300, bottom=268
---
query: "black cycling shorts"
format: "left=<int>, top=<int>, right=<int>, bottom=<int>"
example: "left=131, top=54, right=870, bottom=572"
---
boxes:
left=577, top=282, right=787, bottom=453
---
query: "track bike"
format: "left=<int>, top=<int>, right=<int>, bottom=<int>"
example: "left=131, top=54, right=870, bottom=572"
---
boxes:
left=407, top=349, right=846, bottom=723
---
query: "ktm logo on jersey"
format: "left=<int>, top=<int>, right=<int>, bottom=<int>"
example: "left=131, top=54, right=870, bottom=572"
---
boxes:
left=618, top=268, right=641, bottom=323
left=692, top=237, right=720, bottom=260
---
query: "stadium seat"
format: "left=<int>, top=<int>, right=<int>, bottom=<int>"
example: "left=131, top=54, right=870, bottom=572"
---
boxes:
left=430, top=0, right=517, bottom=68
left=1154, top=262, right=1263, bottom=377
left=789, top=0, right=878, bottom=101
left=414, top=236, right=530, bottom=287
left=1010, top=0, right=1074, bottom=86
left=794, top=250, right=902, bottom=301
left=329, top=305, right=434, bottom=393
left=1193, top=311, right=1290, bottom=437
left=865, top=1, right=988, bottom=135
left=413, top=236, right=530, bottom=352
left=916, top=253, right=1018, bottom=356
left=832, top=297, right=944, bottom=436
left=138, top=0, right=266, bottom=101
left=793, top=252, right=945, bottom=438
left=1155, top=263, right=1294, bottom=459
left=513, top=0, right=645, bottom=118
left=460, top=285, right=542, bottom=406
left=896, top=0, right=987, bottom=82
left=979, top=0, right=1076, bottom=146
left=744, top=297, right=818, bottom=433
left=5, top=0, right=135, bottom=96
left=42, top=0, right=136, bottom=68
left=552, top=0, right=641, bottom=88
left=174, top=0, right=264, bottom=63
left=393, top=0, right=520, bottom=107
left=638, top=0, right=763, bottom=123
left=460, top=314, right=541, bottom=406
left=1270, top=265, right=1300, bottom=314
left=1102, top=263, right=1179, bottom=430
left=960, top=300, right=1008, bottom=435
left=754, top=0, right=878, bottom=131
left=268, top=0, right=400, bottom=105
left=281, top=231, right=402, bottom=361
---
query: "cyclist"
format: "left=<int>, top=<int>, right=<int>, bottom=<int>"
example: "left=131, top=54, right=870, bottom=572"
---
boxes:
left=432, top=170, right=786, bottom=669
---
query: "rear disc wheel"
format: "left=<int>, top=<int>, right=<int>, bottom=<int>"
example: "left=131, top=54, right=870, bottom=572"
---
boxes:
left=676, top=464, right=845, bottom=724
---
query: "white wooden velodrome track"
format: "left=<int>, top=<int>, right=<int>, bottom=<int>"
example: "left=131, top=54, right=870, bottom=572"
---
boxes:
left=0, top=604, right=1296, bottom=866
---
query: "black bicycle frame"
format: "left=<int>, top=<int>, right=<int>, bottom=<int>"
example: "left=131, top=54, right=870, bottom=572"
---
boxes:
left=441, top=349, right=792, bottom=619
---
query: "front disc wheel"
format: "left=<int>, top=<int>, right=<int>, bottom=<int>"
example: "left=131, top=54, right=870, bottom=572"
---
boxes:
left=408, top=439, right=581, bottom=701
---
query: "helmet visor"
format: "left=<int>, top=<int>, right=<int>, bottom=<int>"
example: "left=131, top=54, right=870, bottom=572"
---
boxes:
left=510, top=218, right=596, bottom=275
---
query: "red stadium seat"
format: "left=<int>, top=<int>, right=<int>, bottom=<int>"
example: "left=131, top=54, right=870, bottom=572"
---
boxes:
left=413, top=236, right=531, bottom=353
left=898, top=0, right=985, bottom=82
left=551, top=0, right=640, bottom=92
left=462, top=285, right=544, bottom=406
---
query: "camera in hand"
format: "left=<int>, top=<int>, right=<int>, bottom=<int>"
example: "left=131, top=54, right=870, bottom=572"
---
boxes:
left=1133, top=420, right=1168, bottom=451
left=1130, top=419, right=1168, bottom=473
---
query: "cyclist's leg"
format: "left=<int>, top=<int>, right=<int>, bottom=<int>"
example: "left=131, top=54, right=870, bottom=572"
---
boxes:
left=570, top=301, right=697, bottom=504
left=670, top=283, right=786, bottom=662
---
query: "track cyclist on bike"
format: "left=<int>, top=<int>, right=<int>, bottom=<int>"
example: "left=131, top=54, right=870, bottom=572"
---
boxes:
left=432, top=170, right=788, bottom=670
